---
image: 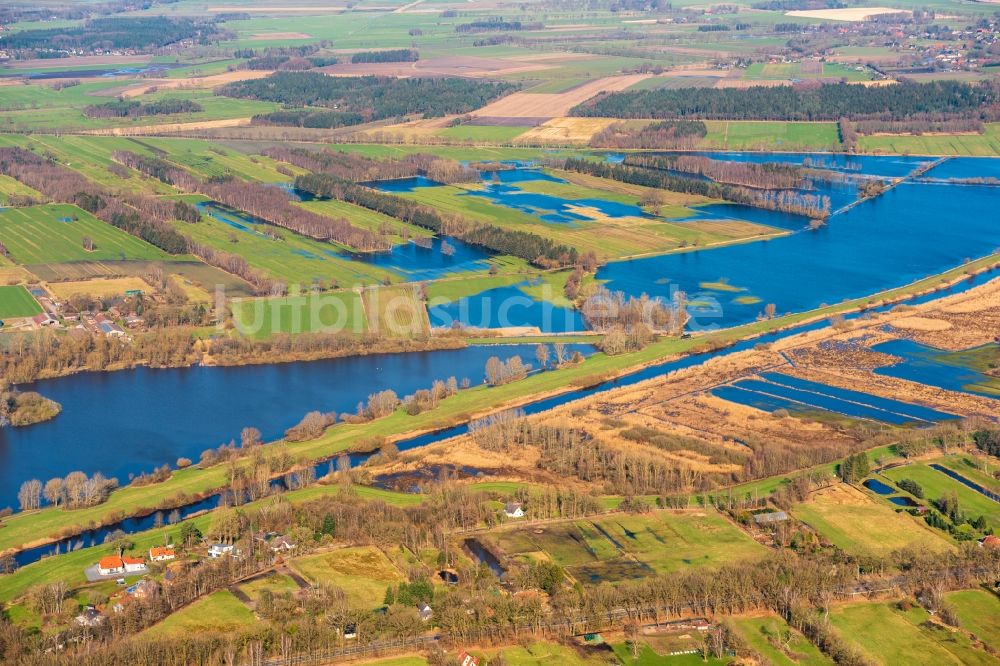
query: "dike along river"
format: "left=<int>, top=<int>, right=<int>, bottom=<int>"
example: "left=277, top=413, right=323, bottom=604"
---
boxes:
left=9, top=268, right=998, bottom=568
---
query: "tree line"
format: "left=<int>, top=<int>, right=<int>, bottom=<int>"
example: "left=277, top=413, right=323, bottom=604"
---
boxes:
left=590, top=119, right=708, bottom=149
left=82, top=99, right=202, bottom=119
left=564, top=156, right=830, bottom=218
left=218, top=72, right=516, bottom=126
left=0, top=16, right=226, bottom=57
left=351, top=49, right=418, bottom=63
left=571, top=80, right=1000, bottom=122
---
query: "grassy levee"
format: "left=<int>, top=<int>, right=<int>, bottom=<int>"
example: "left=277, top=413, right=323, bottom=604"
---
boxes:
left=1, top=252, right=996, bottom=558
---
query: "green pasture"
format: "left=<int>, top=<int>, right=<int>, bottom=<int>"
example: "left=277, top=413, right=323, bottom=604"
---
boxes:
left=700, top=121, right=842, bottom=151
left=0, top=203, right=169, bottom=264
left=144, top=590, right=259, bottom=638
left=238, top=571, right=301, bottom=603
left=830, top=601, right=996, bottom=666
left=944, top=588, right=1000, bottom=646
left=290, top=546, right=403, bottom=609
left=881, top=463, right=999, bottom=530
left=729, top=615, right=832, bottom=666
left=0, top=285, right=43, bottom=318
left=791, top=484, right=954, bottom=555
left=858, top=123, right=1000, bottom=156
left=295, top=197, right=430, bottom=244
left=438, top=124, right=530, bottom=143
left=0, top=174, right=43, bottom=204
left=232, top=291, right=366, bottom=339
left=176, top=202, right=395, bottom=287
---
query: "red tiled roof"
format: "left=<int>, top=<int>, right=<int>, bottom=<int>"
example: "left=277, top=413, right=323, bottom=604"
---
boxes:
left=122, top=556, right=145, bottom=565
left=99, top=556, right=123, bottom=570
left=149, top=547, right=175, bottom=558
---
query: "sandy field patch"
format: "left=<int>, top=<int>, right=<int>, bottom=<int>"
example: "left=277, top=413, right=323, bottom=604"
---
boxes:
left=84, top=117, right=252, bottom=136
left=118, top=70, right=273, bottom=98
left=786, top=7, right=911, bottom=21
left=47, top=277, right=151, bottom=299
left=249, top=32, right=312, bottom=40
left=516, top=117, right=617, bottom=144
left=472, top=74, right=651, bottom=118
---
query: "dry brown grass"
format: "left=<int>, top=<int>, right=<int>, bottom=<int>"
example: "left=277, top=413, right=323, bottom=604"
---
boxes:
left=516, top=117, right=618, bottom=144
left=47, top=277, right=150, bottom=299
left=119, top=70, right=273, bottom=98
left=472, top=75, right=651, bottom=118
left=83, top=117, right=252, bottom=136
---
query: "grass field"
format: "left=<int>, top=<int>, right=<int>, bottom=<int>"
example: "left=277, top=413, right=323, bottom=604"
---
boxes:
left=178, top=201, right=395, bottom=288
left=438, top=124, right=530, bottom=143
left=944, top=588, right=1000, bottom=647
left=144, top=590, right=259, bottom=638
left=238, top=571, right=301, bottom=603
left=858, top=123, right=1000, bottom=156
left=475, top=641, right=609, bottom=666
left=881, top=463, right=999, bottom=531
left=290, top=546, right=403, bottom=608
left=295, top=198, right=431, bottom=244
left=792, top=484, right=954, bottom=555
left=700, top=121, right=842, bottom=151
left=495, top=509, right=766, bottom=583
left=362, top=285, right=429, bottom=337
left=232, top=291, right=366, bottom=339
left=0, top=203, right=169, bottom=265
left=729, top=615, right=832, bottom=666
left=0, top=174, right=43, bottom=204
left=0, top=285, right=42, bottom=318
left=830, top=601, right=996, bottom=666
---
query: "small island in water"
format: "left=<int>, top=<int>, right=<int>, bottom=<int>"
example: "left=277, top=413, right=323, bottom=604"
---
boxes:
left=0, top=389, right=61, bottom=427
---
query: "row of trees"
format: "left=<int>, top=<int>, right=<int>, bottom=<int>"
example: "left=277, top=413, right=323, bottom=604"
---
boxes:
left=83, top=99, right=202, bottom=119
left=590, top=119, right=708, bottom=149
left=659, top=155, right=806, bottom=190
left=566, top=157, right=830, bottom=218
left=572, top=80, right=1000, bottom=122
left=0, top=16, right=225, bottom=55
left=17, top=471, right=118, bottom=511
